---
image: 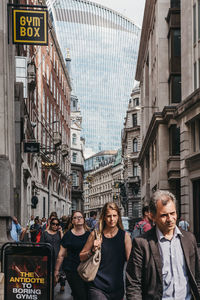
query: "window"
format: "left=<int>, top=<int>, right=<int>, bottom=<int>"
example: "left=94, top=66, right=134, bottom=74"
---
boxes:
left=50, top=74, right=52, bottom=92
left=47, top=97, right=49, bottom=122
left=72, top=171, right=78, bottom=186
left=72, top=152, right=77, bottom=162
left=198, top=0, right=200, bottom=39
left=194, top=62, right=197, bottom=90
left=172, top=29, right=181, bottom=57
left=133, top=98, right=139, bottom=106
left=132, top=114, right=137, bottom=127
left=170, top=0, right=180, bottom=8
left=42, top=55, right=45, bottom=76
left=152, top=139, right=157, bottom=168
left=54, top=81, right=56, bottom=99
left=43, top=90, right=45, bottom=116
left=194, top=4, right=197, bottom=44
left=133, top=138, right=138, bottom=152
left=133, top=162, right=138, bottom=176
left=170, top=75, right=181, bottom=103
left=191, top=121, right=196, bottom=152
left=132, top=202, right=139, bottom=218
left=72, top=133, right=77, bottom=145
left=169, top=125, right=180, bottom=155
left=46, top=65, right=49, bottom=85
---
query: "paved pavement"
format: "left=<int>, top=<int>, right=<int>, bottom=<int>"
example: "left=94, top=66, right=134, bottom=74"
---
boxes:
left=54, top=281, right=73, bottom=300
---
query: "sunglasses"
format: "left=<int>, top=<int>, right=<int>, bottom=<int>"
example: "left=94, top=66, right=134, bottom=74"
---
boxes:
left=51, top=222, right=59, bottom=226
left=73, top=216, right=83, bottom=220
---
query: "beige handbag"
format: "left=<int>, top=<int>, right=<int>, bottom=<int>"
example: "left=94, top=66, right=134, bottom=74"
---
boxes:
left=77, top=229, right=101, bottom=282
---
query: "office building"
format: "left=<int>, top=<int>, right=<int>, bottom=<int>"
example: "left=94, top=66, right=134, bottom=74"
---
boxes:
left=47, top=0, right=141, bottom=153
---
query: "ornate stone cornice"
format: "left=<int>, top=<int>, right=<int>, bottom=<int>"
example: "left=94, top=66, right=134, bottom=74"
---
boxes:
left=135, top=0, right=156, bottom=81
left=138, top=106, right=177, bottom=164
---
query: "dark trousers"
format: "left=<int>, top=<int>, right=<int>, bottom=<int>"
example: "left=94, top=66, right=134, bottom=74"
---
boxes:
left=65, top=271, right=88, bottom=300
left=88, top=286, right=124, bottom=300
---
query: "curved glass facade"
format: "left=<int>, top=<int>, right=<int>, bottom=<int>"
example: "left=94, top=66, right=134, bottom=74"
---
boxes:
left=47, top=0, right=140, bottom=153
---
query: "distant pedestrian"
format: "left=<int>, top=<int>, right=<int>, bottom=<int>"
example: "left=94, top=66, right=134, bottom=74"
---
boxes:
left=30, top=217, right=41, bottom=242
left=131, top=205, right=152, bottom=239
left=40, top=217, right=63, bottom=261
left=41, top=217, right=47, bottom=227
left=126, top=190, right=200, bottom=299
left=178, top=216, right=190, bottom=231
left=80, top=202, right=132, bottom=300
left=10, top=216, right=22, bottom=242
left=54, top=211, right=90, bottom=300
left=86, top=211, right=97, bottom=231
left=27, top=215, right=34, bottom=228
left=42, top=211, right=58, bottom=232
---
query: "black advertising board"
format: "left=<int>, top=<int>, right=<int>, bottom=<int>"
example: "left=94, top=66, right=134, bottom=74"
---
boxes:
left=24, top=142, right=40, bottom=153
left=1, top=243, right=54, bottom=300
left=12, top=9, right=48, bottom=45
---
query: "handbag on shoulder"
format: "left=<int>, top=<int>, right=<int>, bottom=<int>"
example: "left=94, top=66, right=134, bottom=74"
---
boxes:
left=77, top=229, right=101, bottom=282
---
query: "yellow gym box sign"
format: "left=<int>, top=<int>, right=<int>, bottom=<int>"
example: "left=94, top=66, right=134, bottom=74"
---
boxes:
left=12, top=9, right=48, bottom=45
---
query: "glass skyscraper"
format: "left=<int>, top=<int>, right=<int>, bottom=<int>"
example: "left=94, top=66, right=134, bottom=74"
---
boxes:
left=47, top=0, right=140, bottom=153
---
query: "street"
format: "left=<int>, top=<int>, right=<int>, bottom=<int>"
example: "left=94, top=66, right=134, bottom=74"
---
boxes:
left=54, top=281, right=73, bottom=300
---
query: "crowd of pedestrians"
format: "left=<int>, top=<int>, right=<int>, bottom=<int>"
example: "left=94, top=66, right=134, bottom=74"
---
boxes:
left=9, top=189, right=200, bottom=300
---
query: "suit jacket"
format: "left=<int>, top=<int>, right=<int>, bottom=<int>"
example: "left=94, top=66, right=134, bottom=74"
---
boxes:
left=126, top=226, right=200, bottom=300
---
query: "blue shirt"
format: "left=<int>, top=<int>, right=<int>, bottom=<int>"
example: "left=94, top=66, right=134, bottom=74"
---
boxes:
left=156, top=226, right=191, bottom=300
left=10, top=221, right=21, bottom=242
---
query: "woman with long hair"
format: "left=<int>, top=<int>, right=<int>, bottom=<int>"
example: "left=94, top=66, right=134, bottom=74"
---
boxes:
left=54, top=211, right=90, bottom=300
left=80, top=202, right=132, bottom=300
left=40, top=217, right=63, bottom=262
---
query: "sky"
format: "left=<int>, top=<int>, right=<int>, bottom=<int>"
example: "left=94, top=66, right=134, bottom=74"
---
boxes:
left=88, top=0, right=146, bottom=27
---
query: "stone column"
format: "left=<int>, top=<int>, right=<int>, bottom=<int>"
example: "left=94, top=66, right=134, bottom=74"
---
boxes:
left=0, top=0, right=16, bottom=246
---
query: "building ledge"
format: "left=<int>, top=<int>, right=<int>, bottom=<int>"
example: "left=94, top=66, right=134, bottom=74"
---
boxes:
left=185, top=152, right=200, bottom=172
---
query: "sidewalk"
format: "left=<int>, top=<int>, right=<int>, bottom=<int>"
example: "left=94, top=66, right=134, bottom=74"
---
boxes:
left=54, top=281, right=73, bottom=300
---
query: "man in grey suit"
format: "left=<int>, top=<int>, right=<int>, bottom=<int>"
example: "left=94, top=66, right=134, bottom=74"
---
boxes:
left=126, top=190, right=200, bottom=300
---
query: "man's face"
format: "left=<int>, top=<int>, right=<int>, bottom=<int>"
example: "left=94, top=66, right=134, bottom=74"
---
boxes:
left=151, top=199, right=177, bottom=235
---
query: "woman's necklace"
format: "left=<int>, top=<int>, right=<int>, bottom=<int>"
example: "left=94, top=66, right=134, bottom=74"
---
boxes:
left=104, top=227, right=118, bottom=238
left=72, top=227, right=85, bottom=236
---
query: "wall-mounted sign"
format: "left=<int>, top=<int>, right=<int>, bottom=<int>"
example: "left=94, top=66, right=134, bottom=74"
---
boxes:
left=24, top=142, right=40, bottom=153
left=12, top=9, right=48, bottom=45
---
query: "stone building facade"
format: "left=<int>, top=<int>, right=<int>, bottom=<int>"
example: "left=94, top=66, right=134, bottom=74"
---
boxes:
left=136, top=0, right=200, bottom=242
left=174, top=0, right=200, bottom=242
left=136, top=0, right=181, bottom=215
left=70, top=95, right=85, bottom=212
left=13, top=0, right=72, bottom=226
left=121, top=85, right=142, bottom=221
left=83, top=151, right=123, bottom=217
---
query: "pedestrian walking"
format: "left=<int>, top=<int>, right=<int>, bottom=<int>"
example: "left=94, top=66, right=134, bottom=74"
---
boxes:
left=80, top=202, right=132, bottom=300
left=40, top=217, right=63, bottom=261
left=10, top=216, right=22, bottom=242
left=42, top=211, right=58, bottom=232
left=131, top=205, right=152, bottom=239
left=54, top=211, right=90, bottom=300
left=86, top=211, right=97, bottom=231
left=178, top=216, right=190, bottom=231
left=126, top=190, right=200, bottom=299
left=30, top=217, right=41, bottom=242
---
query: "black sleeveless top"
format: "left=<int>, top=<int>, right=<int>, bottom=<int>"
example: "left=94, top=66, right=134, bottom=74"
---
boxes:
left=92, top=228, right=126, bottom=293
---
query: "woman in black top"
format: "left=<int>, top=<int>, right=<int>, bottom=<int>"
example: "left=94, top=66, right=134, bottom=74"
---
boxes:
left=54, top=211, right=90, bottom=300
left=80, top=202, right=132, bottom=300
left=40, top=217, right=63, bottom=262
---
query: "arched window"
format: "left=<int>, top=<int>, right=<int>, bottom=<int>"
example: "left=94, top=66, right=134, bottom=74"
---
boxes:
left=72, top=133, right=77, bottom=145
left=133, top=138, right=138, bottom=152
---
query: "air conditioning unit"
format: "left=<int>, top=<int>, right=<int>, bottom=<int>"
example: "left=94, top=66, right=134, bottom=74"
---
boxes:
left=53, top=132, right=62, bottom=146
left=61, top=144, right=69, bottom=157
